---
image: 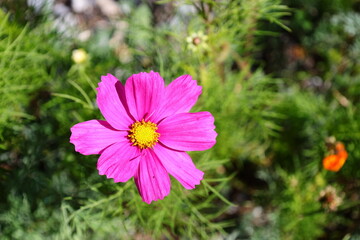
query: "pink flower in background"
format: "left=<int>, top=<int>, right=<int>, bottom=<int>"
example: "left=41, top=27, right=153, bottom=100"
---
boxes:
left=70, top=71, right=217, bottom=204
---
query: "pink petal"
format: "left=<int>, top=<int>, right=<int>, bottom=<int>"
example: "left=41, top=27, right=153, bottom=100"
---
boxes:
left=70, top=120, right=128, bottom=155
left=97, top=142, right=141, bottom=182
left=158, top=112, right=217, bottom=151
left=152, top=75, right=202, bottom=122
left=134, top=149, right=171, bottom=204
left=97, top=74, right=134, bottom=130
left=153, top=144, right=204, bottom=189
left=125, top=71, right=165, bottom=121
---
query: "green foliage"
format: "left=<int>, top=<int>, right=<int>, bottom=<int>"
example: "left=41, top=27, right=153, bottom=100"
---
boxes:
left=57, top=153, right=233, bottom=239
left=283, top=0, right=353, bottom=35
left=277, top=170, right=327, bottom=240
left=1, top=0, right=360, bottom=239
left=0, top=193, right=62, bottom=240
left=0, top=10, right=51, bottom=139
left=271, top=90, right=328, bottom=171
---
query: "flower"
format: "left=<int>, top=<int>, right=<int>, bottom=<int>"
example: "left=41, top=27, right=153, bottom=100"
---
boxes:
left=72, top=49, right=88, bottom=64
left=70, top=71, right=217, bottom=204
left=323, top=142, right=348, bottom=172
left=186, top=31, right=209, bottom=52
left=318, top=185, right=343, bottom=211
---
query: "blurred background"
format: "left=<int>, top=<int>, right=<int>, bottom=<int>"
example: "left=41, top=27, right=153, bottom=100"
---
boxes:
left=0, top=0, right=359, bottom=239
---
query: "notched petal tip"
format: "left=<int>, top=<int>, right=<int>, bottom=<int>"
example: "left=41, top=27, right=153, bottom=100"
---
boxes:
left=97, top=74, right=118, bottom=92
left=99, top=170, right=131, bottom=183
left=128, top=71, right=162, bottom=80
left=151, top=74, right=203, bottom=122
left=180, top=74, right=202, bottom=91
left=125, top=71, right=165, bottom=121
left=153, top=144, right=204, bottom=190
left=134, top=149, right=171, bottom=204
left=100, top=73, right=118, bottom=82
left=96, top=73, right=133, bottom=130
left=158, top=111, right=218, bottom=151
left=70, top=120, right=126, bottom=155
left=182, top=170, right=204, bottom=190
left=143, top=195, right=167, bottom=204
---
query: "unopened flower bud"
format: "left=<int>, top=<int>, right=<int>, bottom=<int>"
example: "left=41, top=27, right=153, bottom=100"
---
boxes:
left=72, top=49, right=88, bottom=64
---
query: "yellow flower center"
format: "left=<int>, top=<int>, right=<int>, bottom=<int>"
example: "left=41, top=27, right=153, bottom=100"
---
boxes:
left=128, top=120, right=160, bottom=149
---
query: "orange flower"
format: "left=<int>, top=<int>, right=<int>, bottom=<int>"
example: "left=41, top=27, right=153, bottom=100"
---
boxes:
left=335, top=142, right=345, bottom=152
left=323, top=154, right=346, bottom=172
left=323, top=142, right=348, bottom=172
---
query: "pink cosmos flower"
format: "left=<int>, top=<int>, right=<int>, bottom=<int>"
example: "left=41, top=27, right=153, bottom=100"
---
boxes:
left=70, top=71, right=217, bottom=204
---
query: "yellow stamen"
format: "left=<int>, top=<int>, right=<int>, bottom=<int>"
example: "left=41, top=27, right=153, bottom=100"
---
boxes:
left=128, top=120, right=160, bottom=149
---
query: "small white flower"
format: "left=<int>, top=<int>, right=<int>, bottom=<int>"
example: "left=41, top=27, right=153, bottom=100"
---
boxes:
left=186, top=31, right=209, bottom=52
left=319, top=186, right=343, bottom=211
